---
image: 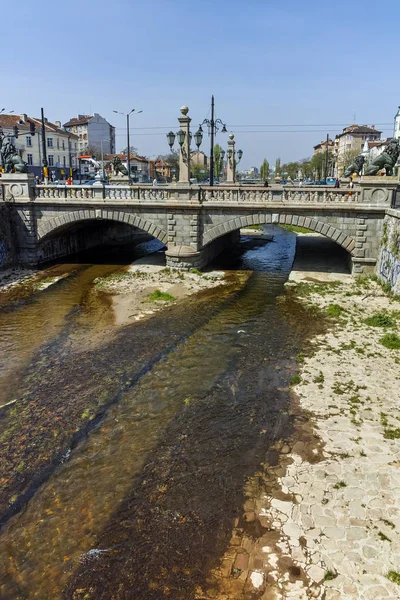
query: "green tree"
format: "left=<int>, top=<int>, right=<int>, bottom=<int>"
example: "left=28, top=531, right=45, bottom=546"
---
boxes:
left=299, top=158, right=313, bottom=179
left=281, top=161, right=300, bottom=180
left=191, top=162, right=209, bottom=181
left=275, top=158, right=281, bottom=175
left=260, top=159, right=270, bottom=180
left=213, top=144, right=223, bottom=179
left=339, top=149, right=360, bottom=176
left=310, top=151, right=334, bottom=180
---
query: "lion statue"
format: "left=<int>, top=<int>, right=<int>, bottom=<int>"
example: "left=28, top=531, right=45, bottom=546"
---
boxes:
left=0, top=137, right=29, bottom=173
left=112, top=156, right=129, bottom=177
left=364, top=139, right=400, bottom=176
left=344, top=154, right=365, bottom=178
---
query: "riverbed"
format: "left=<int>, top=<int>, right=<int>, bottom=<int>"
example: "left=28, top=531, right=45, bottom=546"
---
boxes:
left=1, top=228, right=397, bottom=599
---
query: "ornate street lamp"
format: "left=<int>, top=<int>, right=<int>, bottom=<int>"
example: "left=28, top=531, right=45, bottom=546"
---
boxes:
left=194, top=95, right=227, bottom=186
left=113, top=108, right=143, bottom=181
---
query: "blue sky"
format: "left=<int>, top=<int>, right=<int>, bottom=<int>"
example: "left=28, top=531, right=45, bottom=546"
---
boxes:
left=2, top=0, right=400, bottom=169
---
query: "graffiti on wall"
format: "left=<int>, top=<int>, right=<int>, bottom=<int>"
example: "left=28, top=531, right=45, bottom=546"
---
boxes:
left=380, top=247, right=400, bottom=289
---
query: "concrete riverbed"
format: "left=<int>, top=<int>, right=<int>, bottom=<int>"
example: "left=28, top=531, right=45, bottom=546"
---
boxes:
left=0, top=229, right=399, bottom=599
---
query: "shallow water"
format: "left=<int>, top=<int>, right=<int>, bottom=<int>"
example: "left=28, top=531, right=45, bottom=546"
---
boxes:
left=0, top=227, right=330, bottom=599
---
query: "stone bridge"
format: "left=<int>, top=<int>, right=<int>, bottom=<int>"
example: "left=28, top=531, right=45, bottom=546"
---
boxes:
left=1, top=173, right=399, bottom=273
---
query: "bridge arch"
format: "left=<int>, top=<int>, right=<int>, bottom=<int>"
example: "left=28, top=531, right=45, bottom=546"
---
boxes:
left=37, top=209, right=168, bottom=245
left=203, top=213, right=356, bottom=255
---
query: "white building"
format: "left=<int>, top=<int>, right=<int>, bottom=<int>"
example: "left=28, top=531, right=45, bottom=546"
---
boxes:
left=394, top=106, right=400, bottom=140
left=63, top=114, right=115, bottom=155
left=0, top=113, right=79, bottom=178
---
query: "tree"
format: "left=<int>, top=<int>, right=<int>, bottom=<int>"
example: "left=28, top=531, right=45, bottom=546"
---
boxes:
left=157, top=151, right=179, bottom=180
left=213, top=144, right=223, bottom=179
left=122, top=145, right=139, bottom=157
left=260, top=159, right=270, bottom=180
left=310, top=151, right=334, bottom=180
left=275, top=157, right=281, bottom=174
left=80, top=145, right=102, bottom=160
left=339, top=149, right=360, bottom=176
left=281, top=161, right=300, bottom=180
left=191, top=162, right=209, bottom=181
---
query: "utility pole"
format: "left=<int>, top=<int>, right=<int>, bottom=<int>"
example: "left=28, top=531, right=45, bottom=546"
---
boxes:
left=41, top=108, right=48, bottom=182
left=126, top=113, right=131, bottom=182
left=324, top=133, right=329, bottom=183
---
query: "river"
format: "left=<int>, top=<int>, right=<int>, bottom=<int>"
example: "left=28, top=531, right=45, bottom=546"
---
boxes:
left=0, top=227, right=338, bottom=599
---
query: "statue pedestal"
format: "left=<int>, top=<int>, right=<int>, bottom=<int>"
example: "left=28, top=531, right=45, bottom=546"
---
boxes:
left=359, top=176, right=398, bottom=205
left=0, top=172, right=36, bottom=201
left=109, top=175, right=130, bottom=185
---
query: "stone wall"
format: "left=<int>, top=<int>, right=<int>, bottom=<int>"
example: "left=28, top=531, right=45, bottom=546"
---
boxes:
left=0, top=205, right=17, bottom=269
left=377, top=209, right=400, bottom=296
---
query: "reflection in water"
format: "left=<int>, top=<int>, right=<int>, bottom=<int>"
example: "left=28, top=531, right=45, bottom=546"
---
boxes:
left=0, top=227, right=302, bottom=598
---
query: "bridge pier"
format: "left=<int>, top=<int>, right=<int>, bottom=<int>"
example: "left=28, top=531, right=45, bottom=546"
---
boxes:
left=166, top=230, right=240, bottom=270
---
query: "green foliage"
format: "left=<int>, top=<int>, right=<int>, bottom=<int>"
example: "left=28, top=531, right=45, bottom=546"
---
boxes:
left=387, top=571, right=400, bottom=585
left=324, top=570, right=337, bottom=581
left=310, top=151, right=334, bottom=180
left=380, top=333, right=400, bottom=350
left=333, top=481, right=347, bottom=489
left=339, top=148, right=360, bottom=176
left=364, top=312, right=396, bottom=328
left=313, top=371, right=324, bottom=384
left=280, top=224, right=311, bottom=234
left=378, top=531, right=391, bottom=542
left=213, top=144, right=224, bottom=179
left=326, top=304, right=345, bottom=318
left=189, top=268, right=203, bottom=276
left=146, top=289, right=175, bottom=302
left=275, top=157, right=281, bottom=175
left=260, top=158, right=270, bottom=181
left=191, top=162, right=209, bottom=182
left=281, top=161, right=300, bottom=180
left=290, top=374, right=301, bottom=385
left=246, top=225, right=263, bottom=231
left=382, top=222, right=388, bottom=247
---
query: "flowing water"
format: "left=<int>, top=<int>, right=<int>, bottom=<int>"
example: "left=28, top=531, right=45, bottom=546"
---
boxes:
left=0, top=227, right=329, bottom=599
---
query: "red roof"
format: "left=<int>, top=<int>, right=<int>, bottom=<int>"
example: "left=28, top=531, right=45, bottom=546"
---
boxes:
left=63, top=115, right=92, bottom=127
left=0, top=114, right=77, bottom=138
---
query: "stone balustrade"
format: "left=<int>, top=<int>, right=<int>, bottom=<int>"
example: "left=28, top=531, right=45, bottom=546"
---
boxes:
left=32, top=184, right=369, bottom=205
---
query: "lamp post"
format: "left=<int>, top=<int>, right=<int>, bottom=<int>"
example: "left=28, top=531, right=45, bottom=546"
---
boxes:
left=113, top=108, right=143, bottom=181
left=166, top=98, right=228, bottom=186
left=195, top=95, right=227, bottom=186
left=226, top=134, right=243, bottom=184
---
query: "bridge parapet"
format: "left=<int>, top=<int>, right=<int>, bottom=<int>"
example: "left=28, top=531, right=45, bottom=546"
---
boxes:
left=30, top=182, right=396, bottom=206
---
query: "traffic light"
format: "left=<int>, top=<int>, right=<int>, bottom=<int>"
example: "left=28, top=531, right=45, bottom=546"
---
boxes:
left=29, top=121, right=36, bottom=136
left=13, top=125, right=19, bottom=138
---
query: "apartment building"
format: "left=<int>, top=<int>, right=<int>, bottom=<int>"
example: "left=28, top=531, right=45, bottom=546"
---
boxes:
left=0, top=113, right=78, bottom=178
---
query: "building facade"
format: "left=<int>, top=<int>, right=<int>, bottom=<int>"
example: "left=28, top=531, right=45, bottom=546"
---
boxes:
left=335, top=124, right=382, bottom=176
left=394, top=106, right=400, bottom=141
left=0, top=113, right=78, bottom=179
left=63, top=114, right=115, bottom=155
left=313, top=138, right=334, bottom=155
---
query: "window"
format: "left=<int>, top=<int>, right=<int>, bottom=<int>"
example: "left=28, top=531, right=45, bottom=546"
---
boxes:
left=47, top=137, right=53, bottom=148
left=26, top=136, right=32, bottom=147
left=63, top=156, right=66, bottom=167
left=74, top=143, right=77, bottom=150
left=48, top=155, right=54, bottom=166
left=57, top=138, right=60, bottom=149
left=27, top=153, right=33, bottom=165
left=62, top=140, right=65, bottom=150
left=57, top=156, right=60, bottom=165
